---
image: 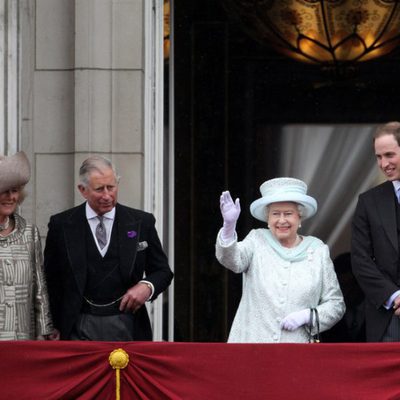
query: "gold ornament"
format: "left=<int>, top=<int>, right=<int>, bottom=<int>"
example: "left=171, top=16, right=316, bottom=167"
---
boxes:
left=109, top=348, right=129, bottom=400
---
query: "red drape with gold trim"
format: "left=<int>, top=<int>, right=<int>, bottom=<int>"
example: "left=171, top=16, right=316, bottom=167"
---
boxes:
left=1, top=341, right=400, bottom=400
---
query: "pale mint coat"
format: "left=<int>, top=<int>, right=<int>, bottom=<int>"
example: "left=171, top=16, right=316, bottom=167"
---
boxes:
left=216, top=228, right=345, bottom=343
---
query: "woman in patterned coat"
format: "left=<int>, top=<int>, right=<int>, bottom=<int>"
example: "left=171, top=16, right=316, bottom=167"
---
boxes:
left=0, top=152, right=54, bottom=340
left=216, top=177, right=345, bottom=343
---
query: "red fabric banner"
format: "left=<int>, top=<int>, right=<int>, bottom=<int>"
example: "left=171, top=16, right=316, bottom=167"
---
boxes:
left=1, top=341, right=400, bottom=400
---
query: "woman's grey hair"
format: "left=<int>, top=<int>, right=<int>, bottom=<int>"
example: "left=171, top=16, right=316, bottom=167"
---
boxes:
left=265, top=203, right=304, bottom=219
left=79, top=155, right=120, bottom=187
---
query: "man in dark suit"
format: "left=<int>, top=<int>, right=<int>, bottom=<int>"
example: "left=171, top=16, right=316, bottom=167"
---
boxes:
left=352, top=121, right=400, bottom=342
left=44, top=155, right=173, bottom=341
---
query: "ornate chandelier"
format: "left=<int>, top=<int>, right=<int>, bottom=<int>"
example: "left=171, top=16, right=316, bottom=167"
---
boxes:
left=164, top=0, right=170, bottom=60
left=222, top=0, right=400, bottom=66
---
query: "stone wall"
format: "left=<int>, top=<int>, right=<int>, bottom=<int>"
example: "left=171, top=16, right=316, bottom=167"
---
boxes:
left=21, top=0, right=146, bottom=236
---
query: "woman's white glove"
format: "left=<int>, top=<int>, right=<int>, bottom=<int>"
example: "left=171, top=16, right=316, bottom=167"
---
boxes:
left=219, top=191, right=241, bottom=242
left=280, top=309, right=310, bottom=331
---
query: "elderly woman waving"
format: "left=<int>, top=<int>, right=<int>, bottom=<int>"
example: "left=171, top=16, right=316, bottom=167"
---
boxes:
left=0, top=152, right=54, bottom=340
left=216, top=177, right=345, bottom=343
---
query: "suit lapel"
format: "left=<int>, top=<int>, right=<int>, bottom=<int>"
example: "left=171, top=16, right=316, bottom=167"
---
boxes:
left=64, top=204, right=88, bottom=295
left=116, top=204, right=140, bottom=283
left=376, top=182, right=398, bottom=252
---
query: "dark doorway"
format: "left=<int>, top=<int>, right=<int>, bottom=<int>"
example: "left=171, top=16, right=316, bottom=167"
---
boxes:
left=173, top=0, right=400, bottom=342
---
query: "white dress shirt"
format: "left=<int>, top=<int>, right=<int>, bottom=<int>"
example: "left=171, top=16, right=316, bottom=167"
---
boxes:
left=85, top=203, right=115, bottom=257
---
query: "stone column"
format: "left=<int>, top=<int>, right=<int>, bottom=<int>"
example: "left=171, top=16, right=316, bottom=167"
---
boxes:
left=27, top=0, right=145, bottom=233
left=19, top=0, right=170, bottom=339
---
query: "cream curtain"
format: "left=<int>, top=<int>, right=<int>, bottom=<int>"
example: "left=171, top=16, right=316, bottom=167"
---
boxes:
left=279, top=124, right=379, bottom=251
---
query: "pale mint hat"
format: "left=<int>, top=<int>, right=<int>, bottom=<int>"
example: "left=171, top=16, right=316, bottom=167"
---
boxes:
left=250, top=177, right=317, bottom=222
left=0, top=151, right=31, bottom=193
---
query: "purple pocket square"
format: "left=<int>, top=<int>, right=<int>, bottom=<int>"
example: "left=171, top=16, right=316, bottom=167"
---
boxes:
left=127, top=230, right=137, bottom=238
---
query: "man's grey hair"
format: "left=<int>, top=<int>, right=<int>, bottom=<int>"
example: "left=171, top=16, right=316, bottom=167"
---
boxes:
left=79, top=155, right=120, bottom=187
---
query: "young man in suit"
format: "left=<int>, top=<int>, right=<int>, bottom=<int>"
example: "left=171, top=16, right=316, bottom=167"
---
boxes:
left=44, top=155, right=173, bottom=341
left=352, top=121, right=400, bottom=342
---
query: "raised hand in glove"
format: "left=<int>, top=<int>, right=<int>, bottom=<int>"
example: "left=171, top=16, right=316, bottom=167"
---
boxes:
left=219, top=190, right=240, bottom=242
left=280, top=309, right=310, bottom=331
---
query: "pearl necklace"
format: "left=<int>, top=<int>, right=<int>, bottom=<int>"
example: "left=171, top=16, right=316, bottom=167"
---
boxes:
left=0, top=216, right=10, bottom=231
left=282, top=235, right=302, bottom=249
